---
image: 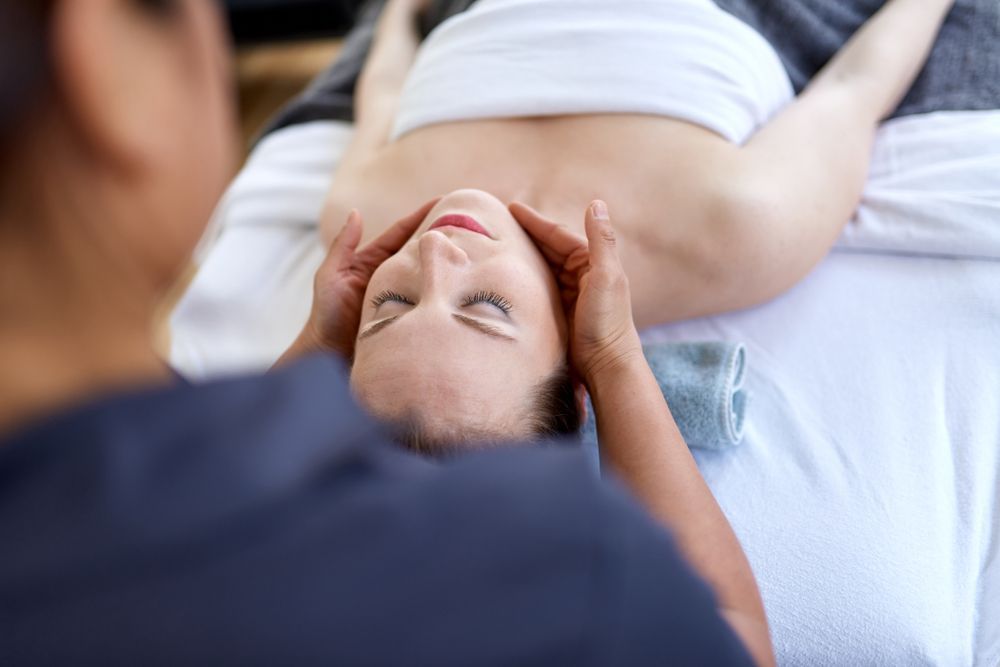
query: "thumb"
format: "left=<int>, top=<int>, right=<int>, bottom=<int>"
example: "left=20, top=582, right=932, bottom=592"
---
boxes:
left=584, top=200, right=624, bottom=274
left=323, top=209, right=364, bottom=274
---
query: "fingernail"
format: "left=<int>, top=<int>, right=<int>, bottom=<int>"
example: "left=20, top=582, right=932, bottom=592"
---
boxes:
left=592, top=201, right=609, bottom=220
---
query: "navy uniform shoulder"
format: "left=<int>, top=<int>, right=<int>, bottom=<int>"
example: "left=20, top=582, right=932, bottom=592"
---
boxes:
left=0, top=355, right=391, bottom=593
left=0, top=354, right=377, bottom=482
left=0, top=356, right=753, bottom=665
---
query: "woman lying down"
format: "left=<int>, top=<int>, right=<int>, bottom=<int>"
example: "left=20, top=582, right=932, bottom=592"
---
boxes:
left=270, top=1, right=953, bottom=660
left=279, top=0, right=953, bottom=444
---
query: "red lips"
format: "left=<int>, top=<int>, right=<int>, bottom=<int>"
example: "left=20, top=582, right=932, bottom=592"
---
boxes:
left=428, top=214, right=493, bottom=238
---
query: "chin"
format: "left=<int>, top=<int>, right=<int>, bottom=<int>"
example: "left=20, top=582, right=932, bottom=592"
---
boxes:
left=429, top=188, right=527, bottom=240
left=438, top=188, right=506, bottom=211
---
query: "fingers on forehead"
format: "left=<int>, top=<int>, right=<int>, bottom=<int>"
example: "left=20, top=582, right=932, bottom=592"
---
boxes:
left=531, top=224, right=588, bottom=267
left=411, top=197, right=443, bottom=221
left=509, top=202, right=558, bottom=233
left=394, top=197, right=442, bottom=232
left=370, top=197, right=442, bottom=245
left=508, top=201, right=544, bottom=219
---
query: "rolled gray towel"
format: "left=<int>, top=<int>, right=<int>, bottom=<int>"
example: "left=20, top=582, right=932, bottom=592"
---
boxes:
left=581, top=341, right=748, bottom=452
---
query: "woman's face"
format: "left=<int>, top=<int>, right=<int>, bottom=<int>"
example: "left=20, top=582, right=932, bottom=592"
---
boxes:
left=350, top=189, right=568, bottom=442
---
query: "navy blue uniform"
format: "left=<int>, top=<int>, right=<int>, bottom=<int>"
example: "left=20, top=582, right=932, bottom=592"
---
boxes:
left=0, top=357, right=752, bottom=665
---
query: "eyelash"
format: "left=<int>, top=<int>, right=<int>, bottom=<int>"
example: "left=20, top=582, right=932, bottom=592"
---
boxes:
left=370, top=289, right=512, bottom=314
left=371, top=290, right=413, bottom=307
left=463, top=290, right=513, bottom=315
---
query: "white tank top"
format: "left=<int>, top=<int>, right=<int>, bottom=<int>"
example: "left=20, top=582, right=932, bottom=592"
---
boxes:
left=392, top=0, right=794, bottom=145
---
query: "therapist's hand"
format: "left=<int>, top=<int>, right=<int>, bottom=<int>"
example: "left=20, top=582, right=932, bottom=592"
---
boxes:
left=509, top=200, right=643, bottom=386
left=277, top=198, right=440, bottom=366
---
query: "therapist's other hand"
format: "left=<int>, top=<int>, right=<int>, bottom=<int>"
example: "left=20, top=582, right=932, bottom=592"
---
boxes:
left=509, top=200, right=643, bottom=386
left=278, top=198, right=440, bottom=366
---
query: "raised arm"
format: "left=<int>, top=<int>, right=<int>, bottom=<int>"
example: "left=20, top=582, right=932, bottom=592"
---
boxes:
left=805, top=0, right=956, bottom=120
left=512, top=200, right=775, bottom=667
left=693, top=0, right=957, bottom=316
left=336, top=0, right=424, bottom=170
left=319, top=0, right=425, bottom=244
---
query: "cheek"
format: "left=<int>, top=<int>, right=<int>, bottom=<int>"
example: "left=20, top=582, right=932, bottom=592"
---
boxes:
left=175, top=2, right=236, bottom=198
left=164, top=9, right=237, bottom=269
left=191, top=29, right=237, bottom=213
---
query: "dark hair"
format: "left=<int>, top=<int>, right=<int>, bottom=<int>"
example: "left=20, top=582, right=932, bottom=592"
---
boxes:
left=0, top=2, right=51, bottom=144
left=389, top=365, right=582, bottom=457
left=526, top=364, right=582, bottom=439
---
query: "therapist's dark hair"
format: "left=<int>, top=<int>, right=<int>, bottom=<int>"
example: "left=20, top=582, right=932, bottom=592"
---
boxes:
left=391, top=364, right=582, bottom=457
left=0, top=1, right=49, bottom=146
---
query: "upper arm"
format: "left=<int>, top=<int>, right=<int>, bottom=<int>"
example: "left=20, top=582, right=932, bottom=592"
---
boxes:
left=625, top=87, right=875, bottom=324
left=699, top=0, right=956, bottom=299
left=662, top=86, right=876, bottom=315
left=346, top=84, right=404, bottom=160
left=338, top=0, right=422, bottom=166
left=331, top=87, right=402, bottom=183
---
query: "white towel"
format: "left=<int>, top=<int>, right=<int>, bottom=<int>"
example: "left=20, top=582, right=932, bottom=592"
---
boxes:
left=393, top=0, right=793, bottom=144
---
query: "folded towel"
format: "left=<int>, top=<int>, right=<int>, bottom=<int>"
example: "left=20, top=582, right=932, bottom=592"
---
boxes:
left=580, top=341, right=748, bottom=452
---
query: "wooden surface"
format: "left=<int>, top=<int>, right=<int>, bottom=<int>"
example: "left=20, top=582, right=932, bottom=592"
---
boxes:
left=236, top=39, right=343, bottom=151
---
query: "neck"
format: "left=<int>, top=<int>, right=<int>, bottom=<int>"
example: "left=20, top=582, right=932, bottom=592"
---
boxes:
left=0, top=216, right=173, bottom=437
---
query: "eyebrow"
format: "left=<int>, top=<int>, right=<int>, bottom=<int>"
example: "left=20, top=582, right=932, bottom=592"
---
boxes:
left=452, top=314, right=517, bottom=341
left=357, top=316, right=400, bottom=341
left=357, top=313, right=516, bottom=343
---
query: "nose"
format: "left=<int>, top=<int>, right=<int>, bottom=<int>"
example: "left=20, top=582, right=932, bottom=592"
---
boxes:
left=417, top=231, right=470, bottom=290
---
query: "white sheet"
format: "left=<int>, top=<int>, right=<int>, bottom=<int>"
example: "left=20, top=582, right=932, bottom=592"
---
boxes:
left=647, top=255, right=1000, bottom=666
left=171, top=112, right=1000, bottom=665
left=393, top=0, right=793, bottom=144
left=842, top=111, right=1000, bottom=259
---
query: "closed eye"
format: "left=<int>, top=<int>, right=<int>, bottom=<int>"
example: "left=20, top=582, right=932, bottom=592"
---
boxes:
left=461, top=290, right=512, bottom=315
left=371, top=290, right=414, bottom=308
left=372, top=289, right=512, bottom=315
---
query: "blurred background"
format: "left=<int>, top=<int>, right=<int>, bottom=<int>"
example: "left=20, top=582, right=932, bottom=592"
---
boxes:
left=226, top=0, right=355, bottom=149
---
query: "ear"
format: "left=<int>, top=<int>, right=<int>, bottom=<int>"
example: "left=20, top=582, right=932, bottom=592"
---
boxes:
left=49, top=0, right=174, bottom=173
left=574, top=379, right=589, bottom=427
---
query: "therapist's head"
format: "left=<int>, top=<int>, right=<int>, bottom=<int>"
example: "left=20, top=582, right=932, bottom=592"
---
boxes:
left=350, top=189, right=582, bottom=455
left=0, top=0, right=235, bottom=293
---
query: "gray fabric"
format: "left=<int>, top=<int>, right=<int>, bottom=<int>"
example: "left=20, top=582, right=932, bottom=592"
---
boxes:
left=263, top=0, right=999, bottom=138
left=713, top=0, right=1000, bottom=118
left=581, top=342, right=749, bottom=452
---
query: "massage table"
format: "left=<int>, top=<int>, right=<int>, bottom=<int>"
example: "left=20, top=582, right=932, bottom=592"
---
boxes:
left=171, top=107, right=1000, bottom=665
